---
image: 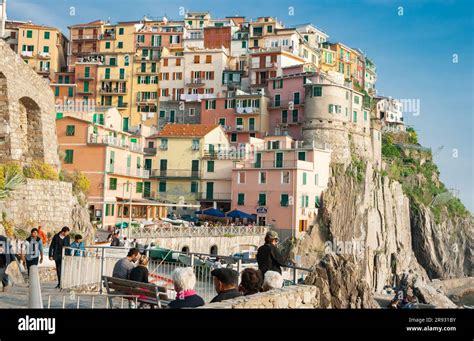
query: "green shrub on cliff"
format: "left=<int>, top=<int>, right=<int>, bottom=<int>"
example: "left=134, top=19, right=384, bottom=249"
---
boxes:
left=23, top=160, right=59, bottom=180
left=61, top=170, right=90, bottom=195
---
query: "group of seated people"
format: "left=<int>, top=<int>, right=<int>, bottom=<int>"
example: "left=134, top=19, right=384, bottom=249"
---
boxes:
left=111, top=248, right=284, bottom=309
left=168, top=267, right=284, bottom=309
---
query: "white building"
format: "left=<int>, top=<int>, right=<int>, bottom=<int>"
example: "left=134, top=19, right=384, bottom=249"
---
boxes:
left=375, top=96, right=405, bottom=132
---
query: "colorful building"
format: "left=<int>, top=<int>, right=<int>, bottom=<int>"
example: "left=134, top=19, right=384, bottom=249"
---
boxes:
left=231, top=135, right=331, bottom=239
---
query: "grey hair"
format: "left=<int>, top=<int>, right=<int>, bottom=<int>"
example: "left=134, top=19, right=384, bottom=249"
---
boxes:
left=172, top=267, right=196, bottom=292
left=262, top=271, right=283, bottom=291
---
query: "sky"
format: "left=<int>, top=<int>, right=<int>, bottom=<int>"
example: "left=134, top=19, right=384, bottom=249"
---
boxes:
left=6, top=0, right=474, bottom=211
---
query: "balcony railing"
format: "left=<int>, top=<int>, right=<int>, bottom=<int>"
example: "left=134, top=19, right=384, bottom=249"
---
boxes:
left=136, top=97, right=158, bottom=104
left=133, top=55, right=161, bottom=62
left=144, top=147, right=157, bottom=155
left=269, top=99, right=303, bottom=108
left=235, top=106, right=260, bottom=115
left=198, top=192, right=232, bottom=201
left=151, top=169, right=200, bottom=178
left=72, top=34, right=101, bottom=40
left=100, top=33, right=116, bottom=40
left=106, top=165, right=150, bottom=178
left=20, top=51, right=35, bottom=58
left=185, top=78, right=205, bottom=86
left=88, top=134, right=144, bottom=153
left=99, top=87, right=127, bottom=94
left=101, top=74, right=128, bottom=80
left=251, top=160, right=314, bottom=170
left=38, top=52, right=51, bottom=59
left=76, top=73, right=94, bottom=80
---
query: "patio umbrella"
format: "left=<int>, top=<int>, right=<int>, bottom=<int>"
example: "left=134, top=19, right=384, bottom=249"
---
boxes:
left=195, top=208, right=225, bottom=218
left=115, top=221, right=129, bottom=229
left=226, top=210, right=256, bottom=221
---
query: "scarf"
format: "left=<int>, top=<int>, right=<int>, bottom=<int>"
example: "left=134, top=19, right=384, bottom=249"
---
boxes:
left=176, top=289, right=197, bottom=300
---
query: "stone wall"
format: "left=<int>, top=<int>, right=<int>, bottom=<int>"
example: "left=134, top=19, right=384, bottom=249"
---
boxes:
left=137, top=233, right=265, bottom=256
left=0, top=39, right=60, bottom=168
left=157, top=101, right=201, bottom=130
left=0, top=178, right=91, bottom=235
left=199, top=285, right=319, bottom=309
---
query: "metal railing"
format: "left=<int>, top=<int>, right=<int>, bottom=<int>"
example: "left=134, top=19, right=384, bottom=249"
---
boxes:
left=60, top=245, right=311, bottom=304
left=150, top=169, right=200, bottom=178
left=88, top=134, right=144, bottom=153
left=128, top=225, right=267, bottom=239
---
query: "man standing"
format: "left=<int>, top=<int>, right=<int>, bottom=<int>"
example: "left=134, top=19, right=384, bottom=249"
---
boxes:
left=210, top=268, right=242, bottom=303
left=0, top=235, right=15, bottom=292
left=112, top=248, right=140, bottom=279
left=49, top=226, right=71, bottom=289
left=23, top=228, right=43, bottom=274
left=256, top=231, right=287, bottom=275
left=110, top=231, right=121, bottom=247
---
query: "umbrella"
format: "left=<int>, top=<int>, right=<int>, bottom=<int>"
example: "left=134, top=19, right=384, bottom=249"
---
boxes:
left=226, top=210, right=256, bottom=221
left=195, top=208, right=225, bottom=218
left=115, top=222, right=129, bottom=228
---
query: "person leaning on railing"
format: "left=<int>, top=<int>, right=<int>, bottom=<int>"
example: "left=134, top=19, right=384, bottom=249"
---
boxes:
left=256, top=231, right=288, bottom=275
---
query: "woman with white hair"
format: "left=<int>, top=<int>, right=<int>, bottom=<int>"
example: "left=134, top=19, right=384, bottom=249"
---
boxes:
left=262, top=270, right=284, bottom=292
left=168, top=267, right=205, bottom=309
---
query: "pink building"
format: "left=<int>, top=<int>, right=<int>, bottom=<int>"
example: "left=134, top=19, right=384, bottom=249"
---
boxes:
left=231, top=135, right=331, bottom=240
left=200, top=93, right=270, bottom=145
left=267, top=65, right=320, bottom=140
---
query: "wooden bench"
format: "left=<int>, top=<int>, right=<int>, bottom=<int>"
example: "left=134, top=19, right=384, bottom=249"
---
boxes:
left=102, top=276, right=171, bottom=309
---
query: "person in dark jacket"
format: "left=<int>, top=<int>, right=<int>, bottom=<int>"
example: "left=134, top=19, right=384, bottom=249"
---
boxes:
left=129, top=255, right=149, bottom=283
left=0, top=235, right=15, bottom=292
left=110, top=231, right=121, bottom=247
left=48, top=226, right=71, bottom=288
left=239, top=268, right=263, bottom=296
left=23, top=228, right=44, bottom=274
left=168, top=267, right=205, bottom=309
left=210, top=268, right=242, bottom=303
left=257, top=231, right=287, bottom=275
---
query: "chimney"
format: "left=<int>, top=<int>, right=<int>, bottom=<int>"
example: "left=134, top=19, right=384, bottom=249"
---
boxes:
left=0, top=0, right=6, bottom=39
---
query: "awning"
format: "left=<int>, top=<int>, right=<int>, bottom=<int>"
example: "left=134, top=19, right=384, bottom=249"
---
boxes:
left=195, top=208, right=226, bottom=217
left=226, top=210, right=256, bottom=221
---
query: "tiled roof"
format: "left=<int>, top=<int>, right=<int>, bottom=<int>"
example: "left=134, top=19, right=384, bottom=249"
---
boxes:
left=152, top=124, right=219, bottom=138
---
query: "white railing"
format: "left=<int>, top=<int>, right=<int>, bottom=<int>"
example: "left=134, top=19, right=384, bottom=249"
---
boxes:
left=107, top=165, right=150, bottom=178
left=88, top=134, right=144, bottom=153
left=128, top=225, right=268, bottom=239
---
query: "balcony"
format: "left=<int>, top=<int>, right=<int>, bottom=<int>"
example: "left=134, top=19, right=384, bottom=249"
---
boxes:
left=117, top=102, right=129, bottom=108
left=75, top=89, right=94, bottom=95
left=38, top=52, right=51, bottom=59
left=133, top=55, right=161, bottom=62
left=100, top=32, right=116, bottom=40
left=100, top=74, right=129, bottom=81
left=99, top=87, right=127, bottom=95
left=106, top=165, right=150, bottom=179
left=88, top=134, right=144, bottom=153
left=144, top=147, right=157, bottom=155
left=151, top=169, right=200, bottom=179
left=252, top=160, right=313, bottom=170
left=76, top=55, right=103, bottom=64
left=73, top=47, right=99, bottom=55
left=76, top=73, right=95, bottom=80
left=185, top=78, right=205, bottom=87
left=72, top=34, right=100, bottom=41
left=269, top=99, right=304, bottom=109
left=136, top=67, right=157, bottom=74
left=198, top=192, right=232, bottom=201
left=136, top=97, right=158, bottom=104
left=234, top=106, right=261, bottom=115
left=20, top=51, right=35, bottom=58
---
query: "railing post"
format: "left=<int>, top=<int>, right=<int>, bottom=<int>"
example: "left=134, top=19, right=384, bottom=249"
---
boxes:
left=292, top=267, right=297, bottom=285
left=237, top=259, right=242, bottom=274
left=190, top=253, right=194, bottom=268
left=99, top=247, right=105, bottom=294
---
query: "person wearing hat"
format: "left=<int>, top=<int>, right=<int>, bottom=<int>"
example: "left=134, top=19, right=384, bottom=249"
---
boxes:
left=210, top=268, right=242, bottom=303
left=256, top=230, right=287, bottom=275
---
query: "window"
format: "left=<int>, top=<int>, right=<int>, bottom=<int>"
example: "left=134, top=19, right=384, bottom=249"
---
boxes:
left=280, top=194, right=289, bottom=207
left=275, top=152, right=283, bottom=168
left=191, top=182, right=198, bottom=193
left=364, top=111, right=368, bottom=121
left=105, top=42, right=111, bottom=49
left=354, top=95, right=360, bottom=104
left=68, top=87, right=73, bottom=97
left=159, top=181, right=167, bottom=192
left=206, top=55, right=212, bottom=63
left=313, top=86, right=322, bottom=97
left=273, top=79, right=283, bottom=89
left=136, top=182, right=143, bottom=193
left=109, top=178, right=117, bottom=190
left=241, top=41, right=247, bottom=48
left=160, top=138, right=168, bottom=150
left=194, top=55, right=200, bottom=63
left=292, top=109, right=298, bottom=122
left=159, top=110, right=165, bottom=118
left=205, top=100, right=216, bottom=110
left=238, top=172, right=245, bottom=184
left=189, top=108, right=195, bottom=116
left=281, top=171, right=290, bottom=184
left=54, top=87, right=59, bottom=96
left=259, top=171, right=266, bottom=184
left=231, top=133, right=237, bottom=142
left=237, top=193, right=245, bottom=206
left=119, top=28, right=124, bottom=35
left=298, top=151, right=306, bottom=161
left=293, top=92, right=300, bottom=105
left=207, top=160, right=215, bottom=172
left=255, top=153, right=261, bottom=168
left=353, top=111, right=357, bottom=123
left=26, top=30, right=33, bottom=38
left=301, top=195, right=309, bottom=208
left=267, top=25, right=273, bottom=33
left=303, top=172, right=307, bottom=185
left=64, top=150, right=74, bottom=164
left=117, top=42, right=123, bottom=49
left=43, top=46, right=49, bottom=53
left=281, top=110, right=288, bottom=124
left=315, top=196, right=321, bottom=208
left=258, top=193, right=266, bottom=206
left=66, top=125, right=75, bottom=136
left=274, top=94, right=281, bottom=107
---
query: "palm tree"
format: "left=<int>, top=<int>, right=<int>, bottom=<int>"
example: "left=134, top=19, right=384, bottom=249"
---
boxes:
left=0, top=171, right=25, bottom=200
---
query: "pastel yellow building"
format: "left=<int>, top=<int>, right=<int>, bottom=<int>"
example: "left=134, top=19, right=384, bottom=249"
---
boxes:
left=145, top=124, right=236, bottom=213
left=16, top=23, right=68, bottom=81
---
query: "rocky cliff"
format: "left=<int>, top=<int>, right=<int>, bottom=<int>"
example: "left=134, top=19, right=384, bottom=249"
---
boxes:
left=290, top=135, right=473, bottom=297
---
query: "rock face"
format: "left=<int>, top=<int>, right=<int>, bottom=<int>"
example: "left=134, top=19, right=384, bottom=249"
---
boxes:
left=290, top=161, right=472, bottom=299
left=304, top=254, right=379, bottom=308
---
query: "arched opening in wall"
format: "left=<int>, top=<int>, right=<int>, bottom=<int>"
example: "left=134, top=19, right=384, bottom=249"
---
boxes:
left=181, top=246, right=190, bottom=254
left=210, top=245, right=218, bottom=256
left=0, top=72, right=10, bottom=161
left=18, top=97, right=44, bottom=163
